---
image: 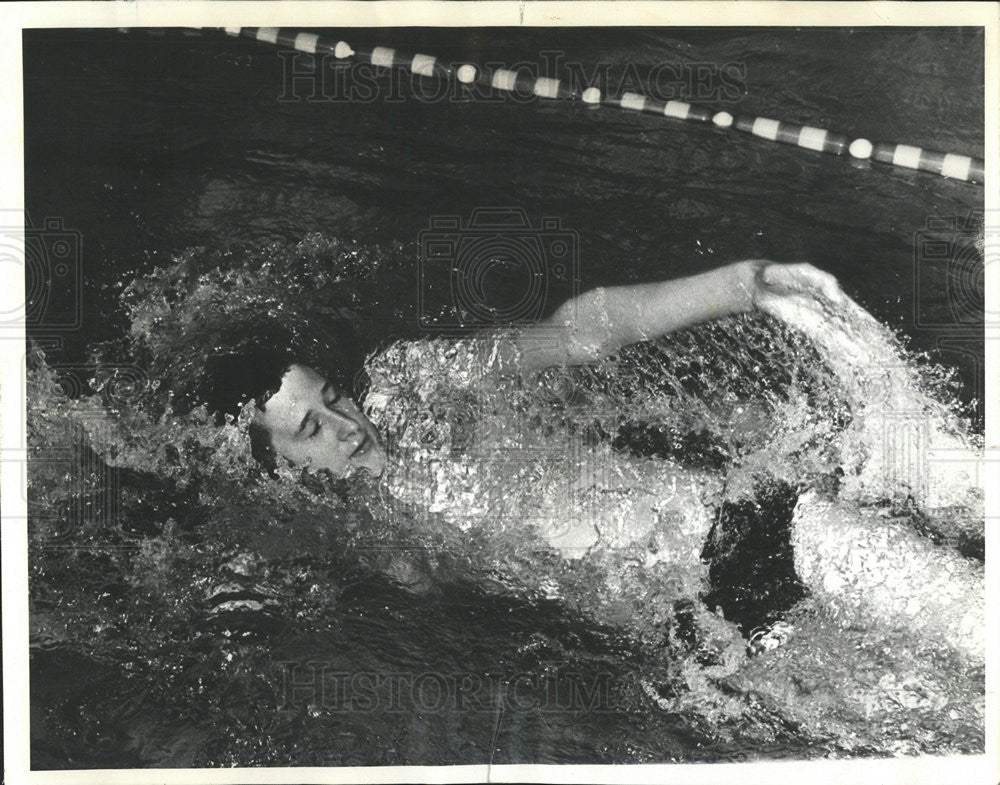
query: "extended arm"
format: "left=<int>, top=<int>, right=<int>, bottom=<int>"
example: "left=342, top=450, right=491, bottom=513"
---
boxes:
left=514, top=260, right=843, bottom=374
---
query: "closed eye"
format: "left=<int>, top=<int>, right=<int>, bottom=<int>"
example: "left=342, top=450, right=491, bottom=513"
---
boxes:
left=322, top=382, right=341, bottom=409
left=297, top=413, right=321, bottom=439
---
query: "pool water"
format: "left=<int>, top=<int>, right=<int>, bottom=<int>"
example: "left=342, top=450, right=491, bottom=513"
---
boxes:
left=23, top=26, right=985, bottom=768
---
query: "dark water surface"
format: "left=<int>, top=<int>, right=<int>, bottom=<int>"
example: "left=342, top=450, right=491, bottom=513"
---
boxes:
left=24, top=27, right=985, bottom=769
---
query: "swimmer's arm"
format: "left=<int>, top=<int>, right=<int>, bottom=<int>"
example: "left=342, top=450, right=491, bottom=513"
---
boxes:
left=514, top=260, right=842, bottom=373
left=515, top=260, right=761, bottom=372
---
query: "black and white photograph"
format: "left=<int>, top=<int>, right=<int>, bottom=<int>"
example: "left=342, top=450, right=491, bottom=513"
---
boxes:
left=2, top=2, right=996, bottom=782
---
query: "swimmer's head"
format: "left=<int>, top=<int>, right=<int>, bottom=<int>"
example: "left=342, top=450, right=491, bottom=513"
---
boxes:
left=200, top=338, right=385, bottom=478
left=253, top=363, right=386, bottom=478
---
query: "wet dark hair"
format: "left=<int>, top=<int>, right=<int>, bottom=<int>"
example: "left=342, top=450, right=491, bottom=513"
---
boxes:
left=199, top=348, right=295, bottom=472
left=192, top=319, right=365, bottom=473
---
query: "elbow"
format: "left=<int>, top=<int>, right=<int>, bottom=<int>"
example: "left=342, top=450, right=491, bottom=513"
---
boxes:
left=559, top=287, right=621, bottom=362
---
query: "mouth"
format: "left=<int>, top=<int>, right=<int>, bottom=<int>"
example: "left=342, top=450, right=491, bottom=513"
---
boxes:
left=349, top=432, right=370, bottom=459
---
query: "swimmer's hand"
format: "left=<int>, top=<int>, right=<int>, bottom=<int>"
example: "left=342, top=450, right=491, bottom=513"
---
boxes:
left=750, top=261, right=846, bottom=315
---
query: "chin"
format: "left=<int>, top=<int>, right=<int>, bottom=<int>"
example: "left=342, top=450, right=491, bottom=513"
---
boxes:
left=345, top=457, right=385, bottom=479
left=360, top=460, right=387, bottom=478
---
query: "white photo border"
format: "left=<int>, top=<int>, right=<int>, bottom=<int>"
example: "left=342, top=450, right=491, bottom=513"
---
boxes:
left=2, top=3, right=996, bottom=784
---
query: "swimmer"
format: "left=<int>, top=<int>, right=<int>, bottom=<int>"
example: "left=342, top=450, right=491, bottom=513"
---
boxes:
left=200, top=258, right=981, bottom=663
left=200, top=261, right=820, bottom=624
left=212, top=259, right=841, bottom=480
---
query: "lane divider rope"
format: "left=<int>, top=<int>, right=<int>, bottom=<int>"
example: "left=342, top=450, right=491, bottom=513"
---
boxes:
left=126, top=27, right=987, bottom=185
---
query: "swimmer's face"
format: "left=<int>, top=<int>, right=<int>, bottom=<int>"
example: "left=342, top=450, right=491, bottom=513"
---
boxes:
left=255, top=364, right=386, bottom=478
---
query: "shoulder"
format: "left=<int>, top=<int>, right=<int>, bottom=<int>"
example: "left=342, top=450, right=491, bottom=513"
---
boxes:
left=365, top=333, right=521, bottom=396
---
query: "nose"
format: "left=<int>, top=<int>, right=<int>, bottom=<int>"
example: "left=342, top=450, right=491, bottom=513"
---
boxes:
left=324, top=408, right=361, bottom=442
